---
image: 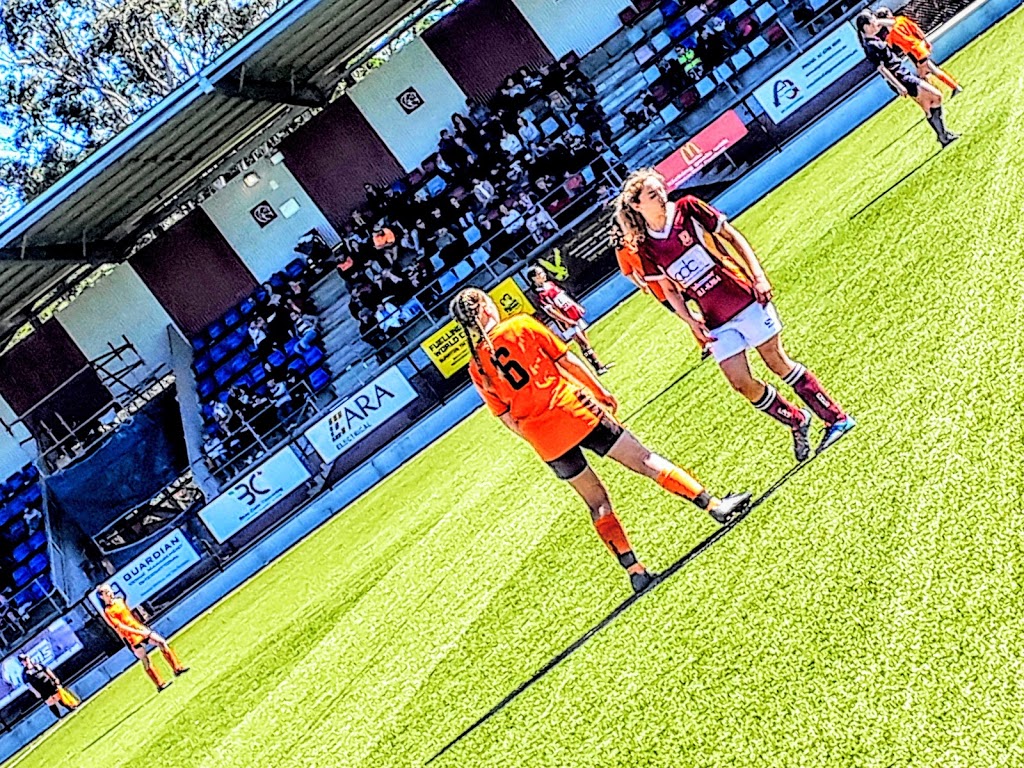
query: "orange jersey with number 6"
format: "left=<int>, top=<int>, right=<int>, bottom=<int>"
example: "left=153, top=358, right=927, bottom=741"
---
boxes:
left=469, top=314, right=601, bottom=461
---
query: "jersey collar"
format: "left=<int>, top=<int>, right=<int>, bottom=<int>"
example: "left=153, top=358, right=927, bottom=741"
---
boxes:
left=646, top=201, right=676, bottom=240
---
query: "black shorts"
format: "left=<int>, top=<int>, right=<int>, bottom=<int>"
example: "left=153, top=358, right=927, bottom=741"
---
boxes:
left=907, top=50, right=930, bottom=65
left=546, top=416, right=624, bottom=480
left=899, top=73, right=922, bottom=98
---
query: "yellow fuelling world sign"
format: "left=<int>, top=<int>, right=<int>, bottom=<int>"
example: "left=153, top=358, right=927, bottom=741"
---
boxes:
left=421, top=278, right=535, bottom=377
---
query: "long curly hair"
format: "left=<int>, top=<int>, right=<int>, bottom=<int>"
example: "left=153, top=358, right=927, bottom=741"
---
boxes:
left=613, top=168, right=667, bottom=246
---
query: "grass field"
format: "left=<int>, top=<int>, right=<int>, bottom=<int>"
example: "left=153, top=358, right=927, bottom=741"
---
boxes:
left=8, top=10, right=1024, bottom=768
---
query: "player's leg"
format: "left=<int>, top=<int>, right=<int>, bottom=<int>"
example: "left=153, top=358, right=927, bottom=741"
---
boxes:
left=919, top=58, right=961, bottom=93
left=148, top=632, right=189, bottom=676
left=45, top=694, right=61, bottom=719
left=132, top=643, right=170, bottom=690
left=756, top=333, right=855, bottom=456
left=603, top=429, right=750, bottom=524
left=913, top=80, right=957, bottom=143
left=574, top=325, right=611, bottom=374
left=561, top=459, right=653, bottom=593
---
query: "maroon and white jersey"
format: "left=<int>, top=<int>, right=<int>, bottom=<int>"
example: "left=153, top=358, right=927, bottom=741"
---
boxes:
left=535, top=280, right=585, bottom=323
left=637, top=196, right=756, bottom=329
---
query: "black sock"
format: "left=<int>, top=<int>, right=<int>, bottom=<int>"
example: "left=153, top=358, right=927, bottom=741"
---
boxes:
left=692, top=491, right=712, bottom=510
left=582, top=347, right=603, bottom=370
left=927, top=106, right=949, bottom=138
left=48, top=704, right=61, bottom=719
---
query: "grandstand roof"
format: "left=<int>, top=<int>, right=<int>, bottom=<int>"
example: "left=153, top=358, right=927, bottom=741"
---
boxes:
left=0, top=0, right=446, bottom=341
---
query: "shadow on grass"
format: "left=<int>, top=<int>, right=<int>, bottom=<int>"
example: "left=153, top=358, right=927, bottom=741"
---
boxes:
left=79, top=696, right=154, bottom=754
left=621, top=357, right=708, bottom=425
left=873, top=118, right=927, bottom=157
left=425, top=460, right=815, bottom=765
left=851, top=147, right=942, bottom=220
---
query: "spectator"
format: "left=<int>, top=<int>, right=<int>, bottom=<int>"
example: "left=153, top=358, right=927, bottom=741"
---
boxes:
left=526, top=206, right=558, bottom=243
left=517, top=115, right=543, bottom=151
left=0, top=591, right=24, bottom=631
left=247, top=317, right=268, bottom=350
left=286, top=279, right=313, bottom=315
left=202, top=426, right=228, bottom=466
left=499, top=204, right=525, bottom=235
left=466, top=98, right=490, bottom=126
left=549, top=90, right=574, bottom=122
left=376, top=299, right=402, bottom=332
left=292, top=310, right=320, bottom=352
left=400, top=223, right=425, bottom=259
left=267, top=377, right=295, bottom=419
left=472, top=177, right=497, bottom=206
left=500, top=129, right=525, bottom=159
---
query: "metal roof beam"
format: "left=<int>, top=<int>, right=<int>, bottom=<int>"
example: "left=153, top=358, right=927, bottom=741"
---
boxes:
left=0, top=239, right=121, bottom=264
left=216, top=67, right=328, bottom=107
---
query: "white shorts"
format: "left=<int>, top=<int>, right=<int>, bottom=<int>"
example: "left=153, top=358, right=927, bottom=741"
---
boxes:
left=708, top=302, right=782, bottom=362
left=557, top=319, right=588, bottom=341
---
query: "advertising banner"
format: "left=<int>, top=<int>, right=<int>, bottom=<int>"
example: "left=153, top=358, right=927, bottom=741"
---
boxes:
left=0, top=620, right=84, bottom=708
left=88, top=528, right=201, bottom=611
left=303, top=367, right=419, bottom=462
left=753, top=23, right=865, bottom=123
left=654, top=110, right=750, bottom=190
left=199, top=447, right=312, bottom=543
left=421, top=278, right=536, bottom=377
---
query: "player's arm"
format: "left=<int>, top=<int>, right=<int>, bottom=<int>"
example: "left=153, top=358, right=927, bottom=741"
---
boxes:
left=718, top=222, right=773, bottom=304
left=662, top=279, right=715, bottom=345
left=878, top=65, right=908, bottom=96
left=555, top=352, right=618, bottom=413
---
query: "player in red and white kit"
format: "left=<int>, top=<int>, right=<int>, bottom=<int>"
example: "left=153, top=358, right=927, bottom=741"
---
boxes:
left=614, top=169, right=855, bottom=460
left=528, top=265, right=613, bottom=375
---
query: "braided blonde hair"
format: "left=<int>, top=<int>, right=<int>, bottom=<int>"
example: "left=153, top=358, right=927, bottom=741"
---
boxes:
left=612, top=167, right=667, bottom=246
left=449, top=287, right=496, bottom=377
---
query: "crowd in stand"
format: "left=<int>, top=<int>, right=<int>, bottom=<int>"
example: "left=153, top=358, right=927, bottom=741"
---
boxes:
left=198, top=252, right=332, bottom=476
left=334, top=59, right=617, bottom=349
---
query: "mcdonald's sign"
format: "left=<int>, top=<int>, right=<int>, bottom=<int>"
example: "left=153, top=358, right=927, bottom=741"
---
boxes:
left=654, top=110, right=749, bottom=190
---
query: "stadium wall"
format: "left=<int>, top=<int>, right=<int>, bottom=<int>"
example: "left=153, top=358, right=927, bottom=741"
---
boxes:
left=54, top=264, right=178, bottom=389
left=422, top=0, right=555, bottom=101
left=348, top=37, right=470, bottom=172
left=510, top=0, right=631, bottom=58
left=0, top=394, right=35, bottom=480
left=0, top=0, right=1018, bottom=756
left=200, top=157, right=340, bottom=283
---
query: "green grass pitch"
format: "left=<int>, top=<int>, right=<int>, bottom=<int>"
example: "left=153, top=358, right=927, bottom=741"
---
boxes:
left=8, top=11, right=1024, bottom=767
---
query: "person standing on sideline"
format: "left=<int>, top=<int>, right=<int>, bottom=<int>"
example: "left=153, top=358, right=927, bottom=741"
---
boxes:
left=97, top=584, right=188, bottom=691
left=873, top=7, right=962, bottom=95
left=19, top=654, right=79, bottom=719
left=527, top=265, right=613, bottom=375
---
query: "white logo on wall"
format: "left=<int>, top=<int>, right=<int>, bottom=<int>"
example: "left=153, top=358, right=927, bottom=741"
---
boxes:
left=397, top=87, right=425, bottom=114
left=753, top=23, right=865, bottom=124
left=200, top=447, right=312, bottom=543
left=304, top=367, right=418, bottom=463
left=250, top=200, right=278, bottom=228
left=88, top=528, right=201, bottom=611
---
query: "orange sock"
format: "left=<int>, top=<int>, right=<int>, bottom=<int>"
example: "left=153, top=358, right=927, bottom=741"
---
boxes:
left=593, top=513, right=644, bottom=573
left=162, top=647, right=185, bottom=672
left=145, top=666, right=165, bottom=688
left=656, top=466, right=703, bottom=500
left=936, top=70, right=959, bottom=90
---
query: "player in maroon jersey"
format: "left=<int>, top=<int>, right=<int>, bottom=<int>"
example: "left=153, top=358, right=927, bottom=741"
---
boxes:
left=528, top=265, right=613, bottom=375
left=613, top=169, right=855, bottom=460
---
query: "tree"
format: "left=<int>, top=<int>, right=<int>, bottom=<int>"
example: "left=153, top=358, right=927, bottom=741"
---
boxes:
left=0, top=0, right=283, bottom=220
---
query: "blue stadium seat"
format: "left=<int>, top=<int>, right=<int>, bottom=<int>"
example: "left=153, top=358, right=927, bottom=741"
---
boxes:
left=660, top=0, right=684, bottom=18
left=4, top=520, right=28, bottom=544
left=12, top=566, right=31, bottom=588
left=248, top=364, right=267, bottom=386
left=193, top=353, right=212, bottom=377
left=667, top=17, right=691, bottom=39
left=223, top=306, right=243, bottom=329
left=308, top=367, right=330, bottom=393
left=284, top=337, right=299, bottom=357
left=214, top=364, right=234, bottom=387
left=267, top=349, right=286, bottom=369
left=209, top=340, right=232, bottom=364
left=197, top=378, right=217, bottom=400
left=0, top=505, right=17, bottom=528
left=22, top=484, right=41, bottom=507
left=207, top=319, right=227, bottom=341
left=269, top=274, right=287, bottom=292
left=287, top=357, right=309, bottom=376
left=240, top=297, right=258, bottom=318
left=224, top=328, right=249, bottom=353
left=26, top=580, right=47, bottom=604
left=201, top=403, right=216, bottom=422
left=27, top=530, right=46, bottom=553
left=37, top=573, right=53, bottom=594
left=302, top=346, right=324, bottom=369
left=28, top=553, right=48, bottom=577
left=11, top=542, right=32, bottom=564
left=226, top=351, right=251, bottom=379
left=285, top=258, right=305, bottom=279
left=191, top=336, right=207, bottom=353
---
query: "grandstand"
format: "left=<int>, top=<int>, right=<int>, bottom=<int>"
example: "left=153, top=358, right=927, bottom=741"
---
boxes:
left=0, top=0, right=1012, bottom=757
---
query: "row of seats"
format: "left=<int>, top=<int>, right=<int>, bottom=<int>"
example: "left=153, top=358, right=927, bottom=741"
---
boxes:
left=0, top=464, right=53, bottom=611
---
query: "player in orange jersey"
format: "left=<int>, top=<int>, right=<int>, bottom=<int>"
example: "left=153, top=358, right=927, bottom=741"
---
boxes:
left=97, top=584, right=188, bottom=691
left=615, top=170, right=855, bottom=462
left=873, top=7, right=962, bottom=95
left=450, top=287, right=751, bottom=594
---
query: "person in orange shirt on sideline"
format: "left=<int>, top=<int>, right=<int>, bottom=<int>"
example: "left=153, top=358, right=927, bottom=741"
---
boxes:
left=450, top=288, right=751, bottom=594
left=874, top=7, right=962, bottom=95
left=97, top=584, right=188, bottom=691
